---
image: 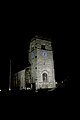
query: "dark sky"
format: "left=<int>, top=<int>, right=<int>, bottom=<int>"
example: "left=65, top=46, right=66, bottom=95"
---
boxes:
left=0, top=9, right=73, bottom=89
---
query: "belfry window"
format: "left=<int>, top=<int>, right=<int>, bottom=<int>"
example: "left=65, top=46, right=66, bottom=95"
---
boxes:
left=35, top=43, right=37, bottom=48
left=31, top=45, right=34, bottom=51
left=41, top=45, right=45, bottom=50
left=43, top=73, right=47, bottom=81
left=31, top=47, right=34, bottom=51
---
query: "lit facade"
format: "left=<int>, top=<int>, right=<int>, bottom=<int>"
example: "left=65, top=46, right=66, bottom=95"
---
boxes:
left=12, top=36, right=56, bottom=90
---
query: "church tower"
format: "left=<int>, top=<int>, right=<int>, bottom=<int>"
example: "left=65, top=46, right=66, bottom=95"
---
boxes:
left=29, top=36, right=56, bottom=90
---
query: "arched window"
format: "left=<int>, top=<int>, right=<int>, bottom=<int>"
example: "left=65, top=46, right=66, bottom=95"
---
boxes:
left=43, top=73, right=47, bottom=81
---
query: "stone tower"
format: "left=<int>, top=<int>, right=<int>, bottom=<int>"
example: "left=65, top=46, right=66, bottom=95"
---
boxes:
left=29, top=36, right=56, bottom=90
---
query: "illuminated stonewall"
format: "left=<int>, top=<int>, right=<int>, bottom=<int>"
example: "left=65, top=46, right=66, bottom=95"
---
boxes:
left=12, top=36, right=56, bottom=91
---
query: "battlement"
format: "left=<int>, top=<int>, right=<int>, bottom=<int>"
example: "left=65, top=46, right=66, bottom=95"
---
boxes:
left=31, top=35, right=51, bottom=42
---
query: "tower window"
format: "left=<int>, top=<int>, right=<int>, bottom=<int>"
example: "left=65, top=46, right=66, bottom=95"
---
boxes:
left=35, top=46, right=37, bottom=48
left=35, top=43, right=37, bottom=48
left=31, top=45, right=34, bottom=51
left=41, top=45, right=45, bottom=50
left=31, top=47, right=34, bottom=51
left=43, top=73, right=47, bottom=81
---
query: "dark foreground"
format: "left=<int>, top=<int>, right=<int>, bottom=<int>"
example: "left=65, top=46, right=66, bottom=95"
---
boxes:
left=0, top=78, right=72, bottom=97
left=0, top=86, right=71, bottom=97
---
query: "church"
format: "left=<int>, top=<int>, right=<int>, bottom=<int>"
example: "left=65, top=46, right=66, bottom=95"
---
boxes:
left=12, top=35, right=56, bottom=91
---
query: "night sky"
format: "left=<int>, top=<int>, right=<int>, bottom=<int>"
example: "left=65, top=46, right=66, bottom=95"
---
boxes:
left=0, top=9, right=73, bottom=90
